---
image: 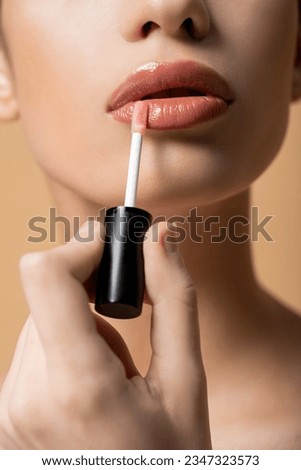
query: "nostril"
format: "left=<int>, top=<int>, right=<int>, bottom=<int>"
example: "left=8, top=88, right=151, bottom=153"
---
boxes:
left=142, top=21, right=159, bottom=38
left=140, top=17, right=206, bottom=41
left=182, top=18, right=199, bottom=40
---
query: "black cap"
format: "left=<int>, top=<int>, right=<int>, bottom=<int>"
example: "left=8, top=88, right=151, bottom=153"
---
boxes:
left=95, top=206, right=152, bottom=319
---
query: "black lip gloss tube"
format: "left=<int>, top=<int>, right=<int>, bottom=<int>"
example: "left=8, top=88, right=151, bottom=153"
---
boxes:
left=95, top=206, right=152, bottom=319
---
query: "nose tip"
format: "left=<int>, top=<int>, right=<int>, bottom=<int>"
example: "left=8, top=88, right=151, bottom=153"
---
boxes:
left=120, top=0, right=210, bottom=43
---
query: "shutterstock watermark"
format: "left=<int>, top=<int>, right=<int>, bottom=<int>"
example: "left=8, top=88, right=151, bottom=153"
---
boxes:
left=27, top=207, right=275, bottom=244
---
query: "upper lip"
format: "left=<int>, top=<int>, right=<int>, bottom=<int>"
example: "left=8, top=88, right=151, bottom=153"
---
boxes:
left=108, top=60, right=234, bottom=111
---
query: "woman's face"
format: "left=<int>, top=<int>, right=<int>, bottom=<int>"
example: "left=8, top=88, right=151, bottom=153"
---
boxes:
left=1, top=0, right=300, bottom=215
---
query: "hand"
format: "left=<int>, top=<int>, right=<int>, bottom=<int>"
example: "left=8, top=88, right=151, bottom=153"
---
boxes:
left=0, top=221, right=211, bottom=449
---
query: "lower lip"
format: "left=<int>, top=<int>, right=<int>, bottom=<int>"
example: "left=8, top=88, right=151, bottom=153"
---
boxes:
left=110, top=96, right=229, bottom=130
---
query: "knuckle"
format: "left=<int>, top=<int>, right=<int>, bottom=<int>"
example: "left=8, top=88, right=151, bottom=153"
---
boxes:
left=169, top=257, right=198, bottom=305
left=19, top=251, right=47, bottom=274
left=175, top=280, right=198, bottom=310
left=8, top=394, right=37, bottom=432
left=183, top=282, right=198, bottom=304
left=19, top=251, right=61, bottom=284
left=53, top=385, right=85, bottom=414
left=19, top=251, right=48, bottom=277
left=7, top=395, right=50, bottom=444
left=53, top=378, right=95, bottom=414
left=7, top=399, right=22, bottom=429
left=52, top=366, right=123, bottom=417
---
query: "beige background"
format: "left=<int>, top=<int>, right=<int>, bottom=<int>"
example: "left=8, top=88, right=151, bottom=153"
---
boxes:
left=0, top=103, right=301, bottom=376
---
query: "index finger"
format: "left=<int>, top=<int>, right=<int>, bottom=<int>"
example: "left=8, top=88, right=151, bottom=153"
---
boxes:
left=19, top=221, right=115, bottom=367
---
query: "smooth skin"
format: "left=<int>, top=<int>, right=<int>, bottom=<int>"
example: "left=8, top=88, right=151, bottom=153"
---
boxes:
left=0, top=0, right=301, bottom=449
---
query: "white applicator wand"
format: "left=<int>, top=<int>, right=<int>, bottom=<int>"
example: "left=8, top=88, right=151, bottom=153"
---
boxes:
left=95, top=102, right=152, bottom=319
left=124, top=101, right=149, bottom=207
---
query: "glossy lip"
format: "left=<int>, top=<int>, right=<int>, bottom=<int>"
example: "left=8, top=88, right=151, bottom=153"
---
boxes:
left=108, top=60, right=235, bottom=130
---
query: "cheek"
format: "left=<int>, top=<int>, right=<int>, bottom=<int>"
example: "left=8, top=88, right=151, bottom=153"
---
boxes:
left=221, top=0, right=298, bottom=176
left=4, top=2, right=132, bottom=205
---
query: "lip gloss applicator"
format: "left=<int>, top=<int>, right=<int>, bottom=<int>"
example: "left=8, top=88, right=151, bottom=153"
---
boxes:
left=95, top=101, right=152, bottom=319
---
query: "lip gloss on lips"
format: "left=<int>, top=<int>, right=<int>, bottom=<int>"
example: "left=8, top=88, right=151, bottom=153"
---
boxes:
left=109, top=61, right=234, bottom=131
left=95, top=102, right=152, bottom=319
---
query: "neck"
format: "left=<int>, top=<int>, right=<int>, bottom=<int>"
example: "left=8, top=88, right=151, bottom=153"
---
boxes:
left=177, top=190, right=264, bottom=379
